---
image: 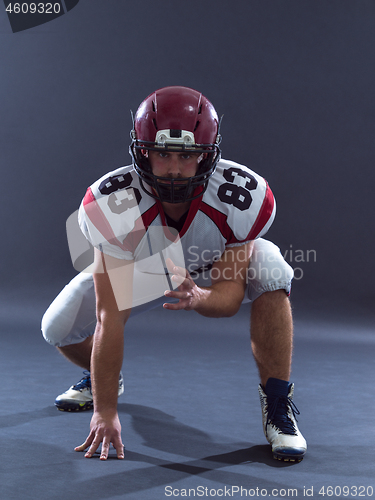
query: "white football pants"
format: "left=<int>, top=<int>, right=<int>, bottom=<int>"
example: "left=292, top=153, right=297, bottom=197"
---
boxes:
left=42, top=238, right=293, bottom=347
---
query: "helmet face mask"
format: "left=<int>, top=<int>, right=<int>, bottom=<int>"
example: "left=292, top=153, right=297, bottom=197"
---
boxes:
left=130, top=86, right=221, bottom=204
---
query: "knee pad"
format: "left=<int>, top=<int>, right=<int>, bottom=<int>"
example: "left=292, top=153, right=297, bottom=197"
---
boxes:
left=41, top=273, right=96, bottom=347
left=246, top=239, right=293, bottom=302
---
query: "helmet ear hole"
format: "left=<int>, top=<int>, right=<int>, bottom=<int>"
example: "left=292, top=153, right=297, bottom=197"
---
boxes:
left=139, top=153, right=152, bottom=173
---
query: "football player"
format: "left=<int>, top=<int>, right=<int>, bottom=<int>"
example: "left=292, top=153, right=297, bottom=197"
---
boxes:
left=42, top=86, right=307, bottom=462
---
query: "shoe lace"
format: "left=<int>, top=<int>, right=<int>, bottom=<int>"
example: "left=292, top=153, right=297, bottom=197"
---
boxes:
left=266, top=395, right=300, bottom=435
left=72, top=371, right=91, bottom=391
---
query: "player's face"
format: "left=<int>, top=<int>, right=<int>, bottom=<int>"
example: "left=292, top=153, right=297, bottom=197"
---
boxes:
left=148, top=151, right=201, bottom=179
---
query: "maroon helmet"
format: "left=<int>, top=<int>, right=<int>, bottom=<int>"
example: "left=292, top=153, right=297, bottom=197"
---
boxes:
left=130, top=86, right=221, bottom=203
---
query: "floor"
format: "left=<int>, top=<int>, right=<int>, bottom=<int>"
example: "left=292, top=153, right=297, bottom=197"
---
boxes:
left=0, top=291, right=374, bottom=500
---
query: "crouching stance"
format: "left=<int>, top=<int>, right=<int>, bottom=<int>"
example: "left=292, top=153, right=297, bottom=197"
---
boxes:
left=42, top=86, right=306, bottom=462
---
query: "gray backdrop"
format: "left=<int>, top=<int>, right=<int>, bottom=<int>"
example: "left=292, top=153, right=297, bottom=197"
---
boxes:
left=1, top=0, right=374, bottom=318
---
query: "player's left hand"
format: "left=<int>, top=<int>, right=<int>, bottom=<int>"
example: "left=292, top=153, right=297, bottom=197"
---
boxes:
left=163, top=258, right=202, bottom=311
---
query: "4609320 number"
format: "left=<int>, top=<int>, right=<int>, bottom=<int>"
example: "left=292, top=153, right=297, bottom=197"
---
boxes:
left=5, top=2, right=61, bottom=14
left=318, top=485, right=373, bottom=497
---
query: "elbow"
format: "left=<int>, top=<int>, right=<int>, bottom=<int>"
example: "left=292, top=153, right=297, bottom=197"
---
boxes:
left=224, top=286, right=245, bottom=317
left=223, top=303, right=242, bottom=317
left=213, top=297, right=243, bottom=318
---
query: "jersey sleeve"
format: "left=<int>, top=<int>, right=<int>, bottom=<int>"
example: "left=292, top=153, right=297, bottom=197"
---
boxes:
left=246, top=182, right=276, bottom=240
left=78, top=167, right=145, bottom=260
left=202, top=159, right=276, bottom=247
left=225, top=183, right=276, bottom=247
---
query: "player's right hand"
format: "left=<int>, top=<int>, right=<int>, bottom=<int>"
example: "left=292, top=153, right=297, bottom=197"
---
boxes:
left=163, top=258, right=202, bottom=311
left=74, top=411, right=125, bottom=460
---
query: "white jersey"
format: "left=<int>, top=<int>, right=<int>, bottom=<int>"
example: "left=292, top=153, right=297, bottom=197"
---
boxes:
left=78, top=159, right=276, bottom=277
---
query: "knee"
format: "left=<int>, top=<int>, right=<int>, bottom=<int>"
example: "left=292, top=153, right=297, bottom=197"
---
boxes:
left=250, top=241, right=293, bottom=281
left=247, top=240, right=294, bottom=301
left=41, top=310, right=65, bottom=347
left=247, top=260, right=293, bottom=301
left=40, top=273, right=96, bottom=347
left=41, top=304, right=77, bottom=347
left=251, top=257, right=294, bottom=285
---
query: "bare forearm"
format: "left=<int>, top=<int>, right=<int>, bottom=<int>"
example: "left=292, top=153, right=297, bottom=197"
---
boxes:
left=91, top=318, right=125, bottom=414
left=78, top=252, right=133, bottom=460
left=163, top=245, right=250, bottom=318
left=191, top=281, right=244, bottom=318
